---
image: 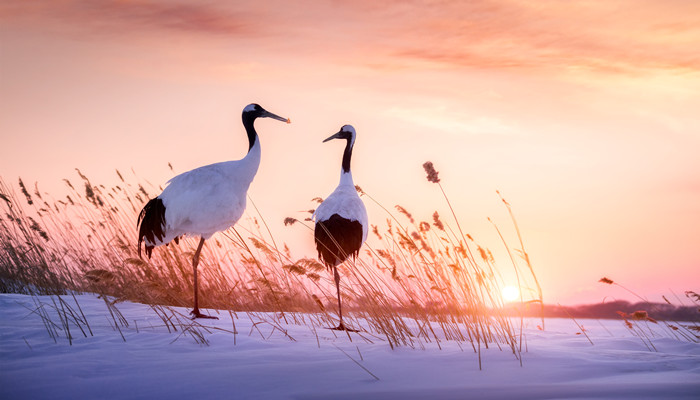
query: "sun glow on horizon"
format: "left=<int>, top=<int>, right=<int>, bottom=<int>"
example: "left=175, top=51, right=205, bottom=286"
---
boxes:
left=502, top=285, right=520, bottom=303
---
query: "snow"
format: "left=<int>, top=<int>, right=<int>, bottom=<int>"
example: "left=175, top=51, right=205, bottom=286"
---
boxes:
left=1, top=293, right=698, bottom=399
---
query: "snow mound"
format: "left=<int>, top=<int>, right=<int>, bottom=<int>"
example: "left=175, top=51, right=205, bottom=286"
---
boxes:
left=1, top=293, right=698, bottom=399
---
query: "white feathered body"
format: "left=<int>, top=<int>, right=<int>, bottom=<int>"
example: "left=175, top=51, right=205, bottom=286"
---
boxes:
left=314, top=172, right=368, bottom=243
left=153, top=139, right=260, bottom=245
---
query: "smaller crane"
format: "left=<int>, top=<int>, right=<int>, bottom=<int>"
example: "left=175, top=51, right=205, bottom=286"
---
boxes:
left=313, top=125, right=368, bottom=331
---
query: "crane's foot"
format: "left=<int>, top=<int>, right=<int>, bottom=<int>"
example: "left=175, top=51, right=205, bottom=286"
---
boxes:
left=190, top=309, right=219, bottom=320
left=328, top=322, right=359, bottom=332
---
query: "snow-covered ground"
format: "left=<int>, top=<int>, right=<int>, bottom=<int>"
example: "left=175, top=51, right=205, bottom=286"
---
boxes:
left=1, top=293, right=698, bottom=399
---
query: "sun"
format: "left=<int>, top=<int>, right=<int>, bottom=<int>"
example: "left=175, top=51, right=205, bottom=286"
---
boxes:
left=501, top=285, right=520, bottom=302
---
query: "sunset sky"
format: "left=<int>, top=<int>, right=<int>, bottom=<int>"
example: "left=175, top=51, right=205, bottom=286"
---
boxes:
left=2, top=0, right=699, bottom=305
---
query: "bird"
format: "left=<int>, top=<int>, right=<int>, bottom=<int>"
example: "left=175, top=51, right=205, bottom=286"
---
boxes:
left=313, top=125, right=368, bottom=331
left=137, top=103, right=290, bottom=319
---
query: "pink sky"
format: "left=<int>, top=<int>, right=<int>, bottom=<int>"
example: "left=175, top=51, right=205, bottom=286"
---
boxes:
left=1, top=0, right=699, bottom=305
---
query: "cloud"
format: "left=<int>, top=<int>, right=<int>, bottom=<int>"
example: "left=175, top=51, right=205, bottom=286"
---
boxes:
left=386, top=105, right=516, bottom=136
left=1, top=0, right=256, bottom=37
left=3, top=0, right=699, bottom=75
left=340, top=0, right=700, bottom=75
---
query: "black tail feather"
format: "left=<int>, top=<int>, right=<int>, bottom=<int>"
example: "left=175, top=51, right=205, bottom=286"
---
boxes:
left=137, top=197, right=166, bottom=259
left=314, top=214, right=363, bottom=268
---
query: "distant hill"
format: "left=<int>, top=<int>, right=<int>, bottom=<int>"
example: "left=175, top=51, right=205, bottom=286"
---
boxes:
left=504, top=300, right=700, bottom=322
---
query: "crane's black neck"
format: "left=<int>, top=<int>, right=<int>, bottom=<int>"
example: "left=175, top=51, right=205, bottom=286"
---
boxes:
left=242, top=113, right=258, bottom=151
left=341, top=138, right=353, bottom=174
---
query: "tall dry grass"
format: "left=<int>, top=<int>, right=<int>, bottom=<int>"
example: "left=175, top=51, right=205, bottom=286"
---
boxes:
left=0, top=163, right=543, bottom=366
left=598, top=277, right=699, bottom=346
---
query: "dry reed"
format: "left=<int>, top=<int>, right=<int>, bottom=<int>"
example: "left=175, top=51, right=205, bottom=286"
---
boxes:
left=1, top=163, right=544, bottom=367
left=599, top=277, right=699, bottom=345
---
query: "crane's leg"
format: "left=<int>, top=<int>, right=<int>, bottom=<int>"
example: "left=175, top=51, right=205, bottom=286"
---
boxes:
left=329, top=262, right=357, bottom=332
left=332, top=263, right=345, bottom=330
left=190, top=238, right=217, bottom=320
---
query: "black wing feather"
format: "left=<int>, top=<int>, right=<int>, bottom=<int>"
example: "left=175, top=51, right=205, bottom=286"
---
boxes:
left=137, top=197, right=166, bottom=258
left=314, top=213, right=363, bottom=268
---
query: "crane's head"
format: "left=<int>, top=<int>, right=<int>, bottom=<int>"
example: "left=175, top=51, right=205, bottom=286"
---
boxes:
left=323, top=125, right=356, bottom=146
left=243, top=103, right=291, bottom=124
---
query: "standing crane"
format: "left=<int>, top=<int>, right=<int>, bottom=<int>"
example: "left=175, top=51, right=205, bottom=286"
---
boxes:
left=137, top=103, right=290, bottom=319
left=313, top=125, right=368, bottom=331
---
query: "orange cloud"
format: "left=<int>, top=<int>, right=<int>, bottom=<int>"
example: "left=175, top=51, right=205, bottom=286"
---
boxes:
left=359, top=0, right=700, bottom=74
left=0, top=0, right=255, bottom=36
left=3, top=0, right=698, bottom=75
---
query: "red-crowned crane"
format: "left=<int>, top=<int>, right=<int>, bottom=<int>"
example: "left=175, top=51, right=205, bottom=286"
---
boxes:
left=313, top=125, right=368, bottom=331
left=137, top=103, right=290, bottom=319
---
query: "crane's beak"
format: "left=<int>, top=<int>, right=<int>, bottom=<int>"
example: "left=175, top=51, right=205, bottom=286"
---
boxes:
left=262, top=110, right=291, bottom=124
left=322, top=130, right=343, bottom=143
